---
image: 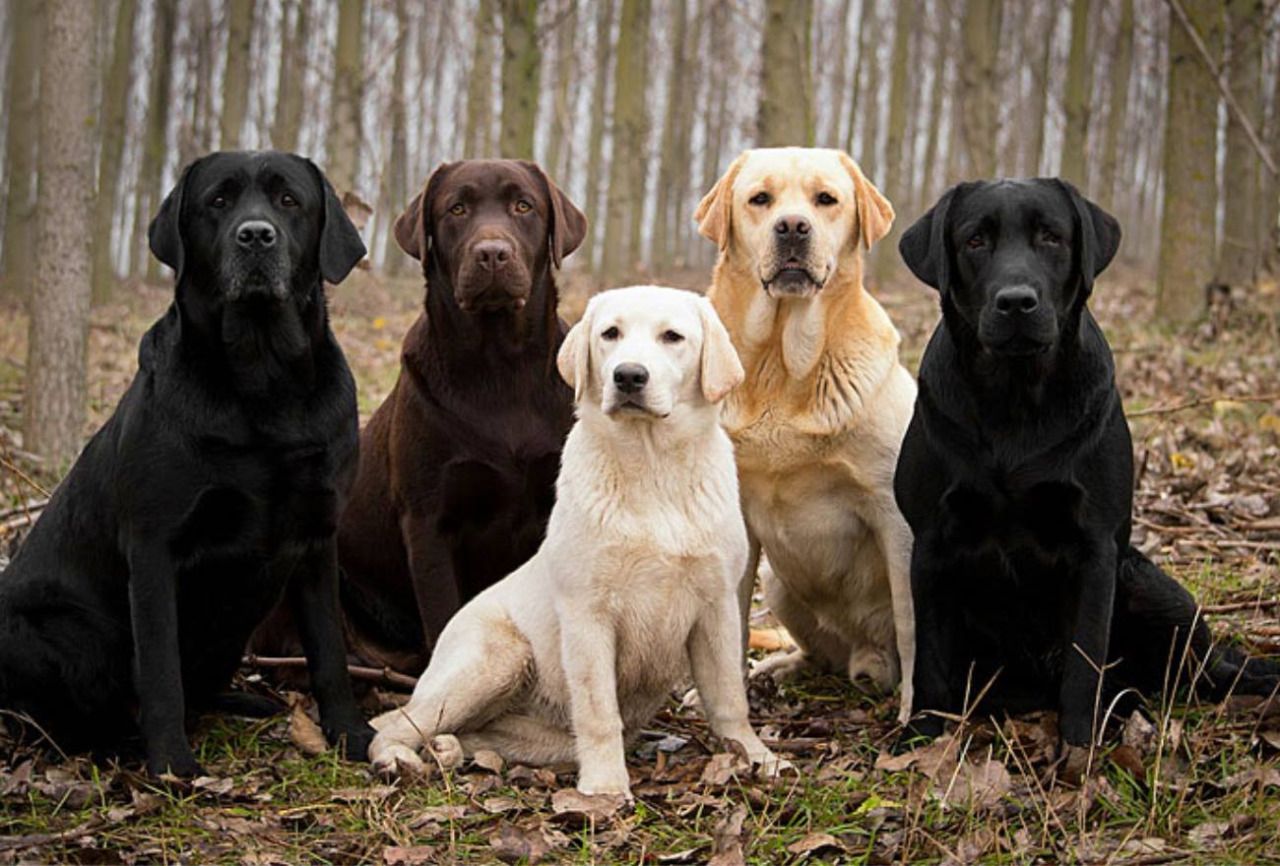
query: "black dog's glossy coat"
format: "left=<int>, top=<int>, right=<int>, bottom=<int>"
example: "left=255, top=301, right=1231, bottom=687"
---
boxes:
left=0, top=151, right=373, bottom=775
left=895, top=179, right=1278, bottom=747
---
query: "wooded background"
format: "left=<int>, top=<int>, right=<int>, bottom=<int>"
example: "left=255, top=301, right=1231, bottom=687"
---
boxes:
left=1, top=0, right=1278, bottom=465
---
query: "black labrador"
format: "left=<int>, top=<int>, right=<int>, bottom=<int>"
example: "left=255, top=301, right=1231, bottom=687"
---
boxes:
left=0, top=151, right=373, bottom=776
left=895, top=178, right=1278, bottom=751
left=329, top=160, right=584, bottom=673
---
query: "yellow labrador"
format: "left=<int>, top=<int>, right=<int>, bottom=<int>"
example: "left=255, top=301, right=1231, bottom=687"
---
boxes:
left=696, top=147, right=916, bottom=721
left=367, top=286, right=788, bottom=798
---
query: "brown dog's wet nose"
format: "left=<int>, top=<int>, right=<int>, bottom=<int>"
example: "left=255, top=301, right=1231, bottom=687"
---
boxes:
left=473, top=239, right=513, bottom=272
left=774, top=215, right=811, bottom=237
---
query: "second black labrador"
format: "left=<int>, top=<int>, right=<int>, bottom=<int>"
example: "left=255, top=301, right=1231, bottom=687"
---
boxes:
left=0, top=151, right=373, bottom=776
left=895, top=178, right=1278, bottom=752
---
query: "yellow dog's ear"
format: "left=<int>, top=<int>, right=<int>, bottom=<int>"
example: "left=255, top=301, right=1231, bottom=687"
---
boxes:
left=695, top=153, right=749, bottom=251
left=696, top=297, right=744, bottom=403
left=557, top=299, right=594, bottom=403
left=839, top=152, right=894, bottom=251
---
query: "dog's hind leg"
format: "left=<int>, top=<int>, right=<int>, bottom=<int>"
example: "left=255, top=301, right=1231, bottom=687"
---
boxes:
left=368, top=607, right=532, bottom=776
left=752, top=564, right=849, bottom=682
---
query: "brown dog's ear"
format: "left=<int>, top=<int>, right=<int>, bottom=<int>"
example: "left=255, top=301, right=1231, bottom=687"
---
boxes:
left=395, top=162, right=451, bottom=262
left=520, top=161, right=587, bottom=268
left=838, top=152, right=894, bottom=251
left=696, top=297, right=744, bottom=403
left=695, top=152, right=749, bottom=251
left=557, top=298, right=594, bottom=403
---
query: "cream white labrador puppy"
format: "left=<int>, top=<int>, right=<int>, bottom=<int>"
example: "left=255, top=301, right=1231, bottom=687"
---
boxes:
left=696, top=148, right=917, bottom=721
left=367, top=285, right=788, bottom=798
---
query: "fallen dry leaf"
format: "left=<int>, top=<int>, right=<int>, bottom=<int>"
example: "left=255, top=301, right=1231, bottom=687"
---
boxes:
left=549, top=787, right=627, bottom=824
left=382, top=845, right=435, bottom=865
left=1188, top=814, right=1257, bottom=849
left=707, top=806, right=748, bottom=866
left=489, top=822, right=564, bottom=864
left=287, top=700, right=328, bottom=757
left=471, top=749, right=505, bottom=775
left=786, top=831, right=844, bottom=859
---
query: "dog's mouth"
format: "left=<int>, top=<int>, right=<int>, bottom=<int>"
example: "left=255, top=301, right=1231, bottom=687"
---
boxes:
left=980, top=333, right=1055, bottom=357
left=604, top=395, right=667, bottom=419
left=456, top=290, right=529, bottom=314
left=762, top=258, right=826, bottom=297
left=223, top=262, right=291, bottom=303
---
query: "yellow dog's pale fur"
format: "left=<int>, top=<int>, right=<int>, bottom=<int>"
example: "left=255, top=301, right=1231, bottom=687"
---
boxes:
left=367, top=286, right=787, bottom=798
left=697, top=148, right=917, bottom=721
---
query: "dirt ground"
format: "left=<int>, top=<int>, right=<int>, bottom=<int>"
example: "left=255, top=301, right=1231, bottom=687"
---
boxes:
left=0, top=264, right=1278, bottom=864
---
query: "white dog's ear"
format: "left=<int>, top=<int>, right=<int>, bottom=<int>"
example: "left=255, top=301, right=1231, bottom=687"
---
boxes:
left=695, top=152, right=748, bottom=251
left=838, top=152, right=895, bottom=250
left=697, top=297, right=744, bottom=403
left=557, top=303, right=593, bottom=402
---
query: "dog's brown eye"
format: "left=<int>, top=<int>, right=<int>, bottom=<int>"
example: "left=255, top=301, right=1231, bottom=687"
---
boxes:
left=748, top=192, right=771, bottom=206
left=211, top=196, right=228, bottom=209
left=514, top=200, right=532, bottom=214
left=816, top=192, right=838, bottom=206
left=966, top=234, right=986, bottom=250
left=280, top=192, right=298, bottom=208
left=661, top=330, right=684, bottom=344
left=601, top=326, right=620, bottom=340
left=449, top=203, right=466, bottom=216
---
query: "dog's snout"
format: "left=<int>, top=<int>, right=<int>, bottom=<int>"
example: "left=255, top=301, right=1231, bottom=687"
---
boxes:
left=994, top=286, right=1039, bottom=315
left=613, top=363, right=649, bottom=394
left=236, top=220, right=277, bottom=250
left=773, top=215, right=811, bottom=237
left=473, top=239, right=513, bottom=271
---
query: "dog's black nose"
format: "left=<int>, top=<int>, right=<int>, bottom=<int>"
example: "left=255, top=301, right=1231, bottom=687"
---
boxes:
left=236, top=220, right=277, bottom=249
left=613, top=363, right=649, bottom=394
left=994, top=286, right=1039, bottom=314
left=774, top=215, right=811, bottom=237
left=474, top=240, right=513, bottom=271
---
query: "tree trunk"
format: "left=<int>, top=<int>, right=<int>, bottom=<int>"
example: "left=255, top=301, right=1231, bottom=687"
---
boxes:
left=181, top=0, right=215, bottom=168
left=843, top=0, right=877, bottom=154
left=651, top=0, right=689, bottom=271
left=673, top=2, right=704, bottom=265
left=757, top=0, right=813, bottom=147
left=1, top=0, right=43, bottom=306
left=137, top=0, right=177, bottom=282
left=856, top=2, right=884, bottom=178
left=920, top=5, right=953, bottom=208
left=271, top=0, right=308, bottom=152
left=545, top=0, right=579, bottom=184
left=1262, top=20, right=1280, bottom=273
left=700, top=0, right=731, bottom=269
left=1157, top=0, right=1221, bottom=323
left=823, top=0, right=854, bottom=148
left=499, top=0, right=540, bottom=159
left=26, top=0, right=98, bottom=466
left=877, top=0, right=915, bottom=276
left=1022, top=3, right=1056, bottom=176
left=220, top=0, right=254, bottom=149
left=1060, top=0, right=1092, bottom=188
left=422, top=0, right=453, bottom=172
left=382, top=0, right=410, bottom=277
left=464, top=0, right=497, bottom=158
left=328, top=0, right=366, bottom=196
left=960, top=0, right=1003, bottom=178
left=601, top=0, right=651, bottom=282
left=1099, top=0, right=1133, bottom=208
left=90, top=0, right=136, bottom=305
left=581, top=0, right=616, bottom=272
left=1215, top=0, right=1264, bottom=290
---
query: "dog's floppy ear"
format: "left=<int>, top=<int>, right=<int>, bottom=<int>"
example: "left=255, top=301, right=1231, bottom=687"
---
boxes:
left=1053, top=179, right=1122, bottom=296
left=557, top=298, right=594, bottom=403
left=307, top=160, right=367, bottom=284
left=148, top=158, right=201, bottom=281
left=899, top=184, right=963, bottom=292
left=395, top=162, right=451, bottom=262
left=520, top=161, right=588, bottom=268
left=695, top=152, right=749, bottom=251
left=696, top=296, right=744, bottom=403
left=838, top=152, right=894, bottom=251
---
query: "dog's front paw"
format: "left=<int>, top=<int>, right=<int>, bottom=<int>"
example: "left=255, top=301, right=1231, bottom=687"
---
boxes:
left=332, top=721, right=376, bottom=763
left=751, top=649, right=809, bottom=682
left=428, top=735, right=465, bottom=770
left=576, top=767, right=633, bottom=803
left=892, top=716, right=944, bottom=753
left=147, top=747, right=205, bottom=780
left=370, top=739, right=425, bottom=779
left=752, top=748, right=794, bottom=779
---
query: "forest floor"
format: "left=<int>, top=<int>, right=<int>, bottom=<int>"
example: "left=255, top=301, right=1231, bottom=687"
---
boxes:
left=0, top=265, right=1278, bottom=864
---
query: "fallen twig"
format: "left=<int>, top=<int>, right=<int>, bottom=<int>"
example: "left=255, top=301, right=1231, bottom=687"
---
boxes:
left=1204, top=599, right=1280, bottom=614
left=1128, top=392, right=1280, bottom=418
left=0, top=818, right=105, bottom=852
left=242, top=654, right=419, bottom=690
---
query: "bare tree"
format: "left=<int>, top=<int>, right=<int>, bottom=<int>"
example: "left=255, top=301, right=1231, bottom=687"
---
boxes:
left=1215, top=0, right=1264, bottom=290
left=136, top=0, right=178, bottom=282
left=879, top=0, right=916, bottom=273
left=960, top=0, right=1003, bottom=178
left=464, top=0, right=497, bottom=158
left=601, top=0, right=651, bottom=281
left=1060, top=0, right=1094, bottom=188
left=1099, top=0, right=1134, bottom=208
left=91, top=0, right=137, bottom=304
left=271, top=0, right=309, bottom=153
left=328, top=0, right=366, bottom=195
left=25, top=0, right=98, bottom=466
left=1, top=0, right=42, bottom=305
left=499, top=0, right=540, bottom=159
left=581, top=0, right=616, bottom=272
left=757, top=0, right=813, bottom=147
left=382, top=0, right=410, bottom=276
left=221, top=0, right=256, bottom=149
left=651, top=0, right=691, bottom=271
left=545, top=0, right=579, bottom=184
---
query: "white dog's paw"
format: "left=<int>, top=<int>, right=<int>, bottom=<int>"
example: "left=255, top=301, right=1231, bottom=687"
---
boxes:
left=752, top=649, right=810, bottom=682
left=846, top=647, right=898, bottom=693
left=679, top=686, right=703, bottom=711
left=753, top=748, right=794, bottom=779
left=428, top=734, right=465, bottom=770
left=370, top=740, right=425, bottom=779
left=576, top=767, right=633, bottom=803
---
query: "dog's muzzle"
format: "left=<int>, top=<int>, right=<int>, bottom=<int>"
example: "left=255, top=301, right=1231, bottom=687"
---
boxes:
left=978, top=285, right=1057, bottom=355
left=605, top=363, right=663, bottom=417
left=456, top=237, right=532, bottom=313
left=762, top=216, right=826, bottom=297
left=222, top=219, right=291, bottom=301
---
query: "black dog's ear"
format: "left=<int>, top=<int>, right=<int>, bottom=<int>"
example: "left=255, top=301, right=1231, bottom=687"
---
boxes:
left=520, top=161, right=587, bottom=268
left=899, top=184, right=964, bottom=292
left=148, top=159, right=201, bottom=281
left=307, top=161, right=367, bottom=284
left=395, top=162, right=451, bottom=263
left=1053, top=179, right=1121, bottom=295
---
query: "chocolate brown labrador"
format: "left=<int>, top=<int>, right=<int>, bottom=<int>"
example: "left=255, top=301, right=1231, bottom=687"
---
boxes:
left=335, top=160, right=586, bottom=672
